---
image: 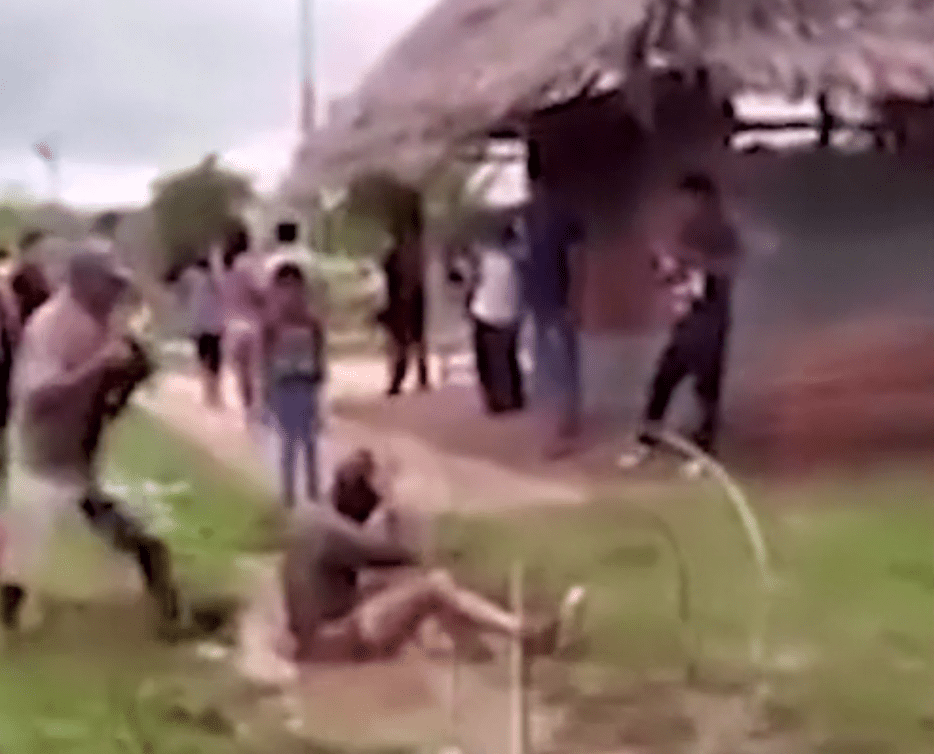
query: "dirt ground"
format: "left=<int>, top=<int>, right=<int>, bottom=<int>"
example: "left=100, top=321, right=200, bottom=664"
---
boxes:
left=138, top=369, right=579, bottom=754
left=138, top=365, right=841, bottom=754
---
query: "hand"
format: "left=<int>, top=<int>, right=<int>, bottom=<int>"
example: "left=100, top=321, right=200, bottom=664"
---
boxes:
left=96, top=339, right=133, bottom=371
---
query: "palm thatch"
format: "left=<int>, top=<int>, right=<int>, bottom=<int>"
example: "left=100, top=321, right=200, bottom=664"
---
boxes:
left=287, top=0, right=934, bottom=192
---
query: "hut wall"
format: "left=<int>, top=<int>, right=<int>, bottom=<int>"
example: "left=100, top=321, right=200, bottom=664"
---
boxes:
left=579, top=149, right=934, bottom=425
left=528, top=81, right=733, bottom=335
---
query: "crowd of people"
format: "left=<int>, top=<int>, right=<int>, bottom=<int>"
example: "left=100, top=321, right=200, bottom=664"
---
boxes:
left=0, top=221, right=589, bottom=676
left=437, top=142, right=741, bottom=467
left=171, top=219, right=327, bottom=507
left=0, top=136, right=743, bottom=675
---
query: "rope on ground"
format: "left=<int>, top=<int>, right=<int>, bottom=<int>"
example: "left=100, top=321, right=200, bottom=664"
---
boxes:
left=645, top=429, right=775, bottom=696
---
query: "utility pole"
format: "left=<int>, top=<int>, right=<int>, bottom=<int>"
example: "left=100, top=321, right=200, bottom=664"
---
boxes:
left=299, top=0, right=315, bottom=135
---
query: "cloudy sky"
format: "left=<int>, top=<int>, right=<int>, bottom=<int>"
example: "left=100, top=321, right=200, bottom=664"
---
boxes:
left=0, top=0, right=437, bottom=207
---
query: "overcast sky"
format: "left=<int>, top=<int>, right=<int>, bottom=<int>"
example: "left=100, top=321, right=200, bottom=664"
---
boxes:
left=0, top=0, right=437, bottom=207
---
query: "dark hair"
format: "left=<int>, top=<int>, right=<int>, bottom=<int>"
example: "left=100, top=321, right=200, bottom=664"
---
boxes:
left=276, top=222, right=299, bottom=244
left=678, top=172, right=718, bottom=199
left=222, top=220, right=250, bottom=268
left=273, top=262, right=305, bottom=283
left=333, top=449, right=380, bottom=523
left=526, top=138, right=543, bottom=182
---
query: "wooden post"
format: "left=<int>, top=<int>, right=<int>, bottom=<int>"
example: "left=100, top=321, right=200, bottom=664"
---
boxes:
left=510, top=562, right=529, bottom=754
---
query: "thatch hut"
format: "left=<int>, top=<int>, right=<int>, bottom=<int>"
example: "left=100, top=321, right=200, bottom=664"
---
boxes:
left=289, top=0, right=934, bottom=466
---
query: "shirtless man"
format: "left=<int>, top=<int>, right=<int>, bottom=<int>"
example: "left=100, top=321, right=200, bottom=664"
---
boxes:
left=0, top=246, right=181, bottom=635
left=270, top=449, right=586, bottom=664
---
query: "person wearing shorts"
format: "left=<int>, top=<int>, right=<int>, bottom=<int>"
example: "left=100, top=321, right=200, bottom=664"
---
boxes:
left=254, top=450, right=587, bottom=665
left=0, top=246, right=181, bottom=635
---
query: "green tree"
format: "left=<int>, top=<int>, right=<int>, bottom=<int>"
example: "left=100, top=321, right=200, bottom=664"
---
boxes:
left=150, top=155, right=252, bottom=275
left=345, top=171, right=421, bottom=240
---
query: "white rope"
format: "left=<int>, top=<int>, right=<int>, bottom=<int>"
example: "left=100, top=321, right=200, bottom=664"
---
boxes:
left=646, top=430, right=775, bottom=696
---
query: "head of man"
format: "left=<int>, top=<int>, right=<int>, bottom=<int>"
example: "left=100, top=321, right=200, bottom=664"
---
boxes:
left=675, top=171, right=741, bottom=277
left=332, top=449, right=382, bottom=523
left=67, top=246, right=133, bottom=322
left=276, top=221, right=299, bottom=245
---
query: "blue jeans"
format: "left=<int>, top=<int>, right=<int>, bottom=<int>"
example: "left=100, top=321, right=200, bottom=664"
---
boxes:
left=269, top=380, right=320, bottom=507
left=533, top=312, right=581, bottom=436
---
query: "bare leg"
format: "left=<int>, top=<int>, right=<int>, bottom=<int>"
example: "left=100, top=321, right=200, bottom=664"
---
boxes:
left=352, top=570, right=549, bottom=659
left=201, top=366, right=222, bottom=408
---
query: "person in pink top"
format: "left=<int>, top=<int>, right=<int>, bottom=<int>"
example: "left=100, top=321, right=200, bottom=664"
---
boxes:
left=218, top=221, right=265, bottom=420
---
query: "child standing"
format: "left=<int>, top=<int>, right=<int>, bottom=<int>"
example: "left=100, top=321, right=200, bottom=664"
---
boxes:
left=263, top=262, right=325, bottom=507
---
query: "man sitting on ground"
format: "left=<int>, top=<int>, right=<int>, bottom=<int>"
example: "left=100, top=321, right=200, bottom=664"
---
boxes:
left=271, top=449, right=586, bottom=664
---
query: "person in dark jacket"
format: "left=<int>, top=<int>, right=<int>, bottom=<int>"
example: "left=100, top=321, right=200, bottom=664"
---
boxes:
left=619, top=173, right=741, bottom=476
left=378, top=208, right=429, bottom=396
left=523, top=139, right=586, bottom=457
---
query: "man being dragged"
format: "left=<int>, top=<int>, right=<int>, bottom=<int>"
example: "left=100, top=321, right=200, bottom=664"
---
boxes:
left=619, top=173, right=742, bottom=477
left=246, top=449, right=586, bottom=676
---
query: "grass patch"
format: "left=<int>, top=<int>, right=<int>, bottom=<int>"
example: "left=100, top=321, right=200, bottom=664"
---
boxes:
left=0, top=411, right=365, bottom=754
left=439, top=469, right=934, bottom=752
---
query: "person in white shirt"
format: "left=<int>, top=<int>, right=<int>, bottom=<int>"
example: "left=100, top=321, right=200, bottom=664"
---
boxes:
left=468, top=220, right=525, bottom=414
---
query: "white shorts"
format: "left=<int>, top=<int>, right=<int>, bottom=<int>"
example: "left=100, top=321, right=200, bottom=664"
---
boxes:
left=0, top=464, right=87, bottom=584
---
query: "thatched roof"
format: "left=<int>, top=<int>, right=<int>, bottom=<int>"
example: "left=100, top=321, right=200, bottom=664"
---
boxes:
left=287, top=0, right=934, bottom=192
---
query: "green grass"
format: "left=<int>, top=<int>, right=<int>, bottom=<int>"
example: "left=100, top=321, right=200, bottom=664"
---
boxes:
left=0, top=411, right=313, bottom=754
left=439, top=470, right=934, bottom=752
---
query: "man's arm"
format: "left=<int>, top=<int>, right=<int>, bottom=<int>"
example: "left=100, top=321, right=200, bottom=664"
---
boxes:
left=21, top=341, right=127, bottom=419
left=314, top=507, right=418, bottom=570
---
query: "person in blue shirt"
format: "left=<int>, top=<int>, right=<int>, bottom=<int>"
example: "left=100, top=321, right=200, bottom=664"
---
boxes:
left=523, top=139, right=585, bottom=457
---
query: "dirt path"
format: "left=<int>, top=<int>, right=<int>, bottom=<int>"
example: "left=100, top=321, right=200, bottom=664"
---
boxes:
left=135, top=368, right=576, bottom=754
left=138, top=370, right=587, bottom=514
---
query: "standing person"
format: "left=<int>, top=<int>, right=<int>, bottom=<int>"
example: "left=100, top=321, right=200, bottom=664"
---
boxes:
left=469, top=220, right=525, bottom=414
left=0, top=247, right=182, bottom=635
left=0, top=262, right=52, bottom=476
left=378, top=208, right=429, bottom=396
left=618, top=173, right=741, bottom=476
left=219, top=222, right=264, bottom=421
left=262, top=262, right=326, bottom=507
left=524, top=139, right=586, bottom=457
left=177, top=258, right=224, bottom=408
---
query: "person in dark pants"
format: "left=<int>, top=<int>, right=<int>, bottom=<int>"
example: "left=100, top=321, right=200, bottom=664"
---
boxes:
left=378, top=209, right=429, bottom=396
left=177, top=258, right=224, bottom=407
left=619, top=173, right=741, bottom=476
left=469, top=221, right=525, bottom=413
left=524, top=139, right=585, bottom=457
